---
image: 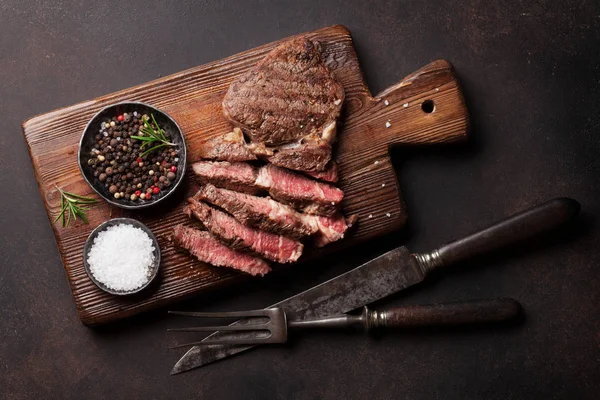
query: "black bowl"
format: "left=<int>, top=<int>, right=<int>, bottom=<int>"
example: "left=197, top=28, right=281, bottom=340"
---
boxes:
left=78, top=101, right=187, bottom=209
left=83, top=218, right=161, bottom=296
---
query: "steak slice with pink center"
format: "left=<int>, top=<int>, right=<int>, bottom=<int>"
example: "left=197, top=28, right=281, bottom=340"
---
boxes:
left=194, top=183, right=317, bottom=240
left=192, top=161, right=343, bottom=216
left=191, top=161, right=259, bottom=194
left=301, top=161, right=339, bottom=183
left=312, top=214, right=358, bottom=248
left=256, top=164, right=343, bottom=216
left=193, top=184, right=354, bottom=246
left=186, top=199, right=304, bottom=263
left=171, top=225, right=271, bottom=276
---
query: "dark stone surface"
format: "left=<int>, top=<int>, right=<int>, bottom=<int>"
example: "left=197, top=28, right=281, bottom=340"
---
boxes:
left=1, top=1, right=598, bottom=399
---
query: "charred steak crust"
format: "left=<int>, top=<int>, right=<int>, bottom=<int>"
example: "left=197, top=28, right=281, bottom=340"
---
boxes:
left=171, top=225, right=271, bottom=276
left=222, top=37, right=344, bottom=172
left=187, top=198, right=304, bottom=264
left=223, top=38, right=344, bottom=146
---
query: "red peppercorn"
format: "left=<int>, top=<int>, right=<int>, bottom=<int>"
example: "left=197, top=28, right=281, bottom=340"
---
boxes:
left=145, top=193, right=152, bottom=200
left=152, top=186, right=160, bottom=194
left=169, top=166, right=177, bottom=173
left=134, top=190, right=141, bottom=197
left=136, top=157, right=143, bottom=163
left=117, top=114, right=124, bottom=122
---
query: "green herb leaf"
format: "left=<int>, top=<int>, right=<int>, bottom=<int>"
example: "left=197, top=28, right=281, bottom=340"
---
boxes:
left=54, top=185, right=97, bottom=228
left=130, top=113, right=176, bottom=157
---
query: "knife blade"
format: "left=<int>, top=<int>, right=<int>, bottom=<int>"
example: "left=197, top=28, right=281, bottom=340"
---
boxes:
left=171, top=197, right=579, bottom=374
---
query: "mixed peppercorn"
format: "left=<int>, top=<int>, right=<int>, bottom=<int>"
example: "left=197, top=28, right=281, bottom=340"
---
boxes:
left=87, top=111, right=179, bottom=202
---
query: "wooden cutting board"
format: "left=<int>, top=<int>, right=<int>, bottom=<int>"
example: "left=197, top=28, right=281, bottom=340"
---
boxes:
left=22, top=25, right=469, bottom=325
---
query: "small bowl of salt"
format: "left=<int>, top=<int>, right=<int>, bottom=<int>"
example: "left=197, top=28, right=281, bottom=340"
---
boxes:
left=83, top=218, right=161, bottom=295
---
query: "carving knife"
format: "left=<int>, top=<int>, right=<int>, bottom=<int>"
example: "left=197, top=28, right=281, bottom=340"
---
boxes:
left=171, top=198, right=579, bottom=374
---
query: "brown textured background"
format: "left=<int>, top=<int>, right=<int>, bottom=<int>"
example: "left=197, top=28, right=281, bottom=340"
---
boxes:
left=1, top=1, right=599, bottom=399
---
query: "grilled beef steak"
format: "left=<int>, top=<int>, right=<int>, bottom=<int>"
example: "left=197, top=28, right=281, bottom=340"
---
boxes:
left=185, top=199, right=304, bottom=263
left=194, top=184, right=318, bottom=240
left=222, top=38, right=344, bottom=172
left=192, top=161, right=343, bottom=216
left=193, top=184, right=355, bottom=247
left=172, top=225, right=271, bottom=276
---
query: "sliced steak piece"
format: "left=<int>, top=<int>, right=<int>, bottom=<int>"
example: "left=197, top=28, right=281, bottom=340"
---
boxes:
left=300, top=161, right=338, bottom=183
left=192, top=161, right=343, bottom=216
left=222, top=37, right=344, bottom=172
left=197, top=131, right=339, bottom=182
left=193, top=184, right=354, bottom=246
left=172, top=225, right=271, bottom=276
left=267, top=137, right=331, bottom=172
left=197, top=128, right=257, bottom=162
left=197, top=129, right=337, bottom=177
left=194, top=184, right=317, bottom=240
left=257, top=164, right=343, bottom=216
left=312, top=214, right=358, bottom=247
left=191, top=161, right=259, bottom=194
left=186, top=199, right=304, bottom=263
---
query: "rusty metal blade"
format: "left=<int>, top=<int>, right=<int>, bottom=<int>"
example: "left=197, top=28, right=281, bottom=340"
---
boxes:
left=171, top=246, right=423, bottom=374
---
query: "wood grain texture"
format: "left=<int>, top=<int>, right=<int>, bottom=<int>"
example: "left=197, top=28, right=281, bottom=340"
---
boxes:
left=22, top=25, right=469, bottom=325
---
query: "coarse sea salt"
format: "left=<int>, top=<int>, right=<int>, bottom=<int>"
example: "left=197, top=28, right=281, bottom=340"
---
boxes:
left=87, top=224, right=155, bottom=292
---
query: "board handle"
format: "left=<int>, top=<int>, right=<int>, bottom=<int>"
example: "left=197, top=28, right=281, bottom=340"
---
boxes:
left=369, top=59, right=470, bottom=146
left=336, top=60, right=471, bottom=237
left=368, top=298, right=521, bottom=328
left=415, top=198, right=581, bottom=272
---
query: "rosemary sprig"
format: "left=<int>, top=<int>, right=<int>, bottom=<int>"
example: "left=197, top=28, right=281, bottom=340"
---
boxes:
left=53, top=185, right=97, bottom=227
left=130, top=113, right=176, bottom=157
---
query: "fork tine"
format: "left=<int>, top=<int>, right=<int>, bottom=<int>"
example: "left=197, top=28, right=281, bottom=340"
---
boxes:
left=167, top=325, right=268, bottom=332
left=168, top=310, right=268, bottom=318
left=170, top=337, right=270, bottom=349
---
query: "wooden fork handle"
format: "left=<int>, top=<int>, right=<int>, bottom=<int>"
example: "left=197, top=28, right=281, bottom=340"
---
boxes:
left=367, top=298, right=521, bottom=329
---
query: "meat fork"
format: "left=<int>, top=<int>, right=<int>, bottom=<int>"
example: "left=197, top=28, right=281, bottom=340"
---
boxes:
left=168, top=298, right=521, bottom=347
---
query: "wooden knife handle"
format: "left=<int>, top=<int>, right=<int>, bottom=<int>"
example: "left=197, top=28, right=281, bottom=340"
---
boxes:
left=415, top=198, right=580, bottom=272
left=369, top=298, right=521, bottom=329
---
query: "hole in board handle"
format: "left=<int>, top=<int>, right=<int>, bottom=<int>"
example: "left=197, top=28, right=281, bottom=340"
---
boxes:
left=421, top=100, right=435, bottom=113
